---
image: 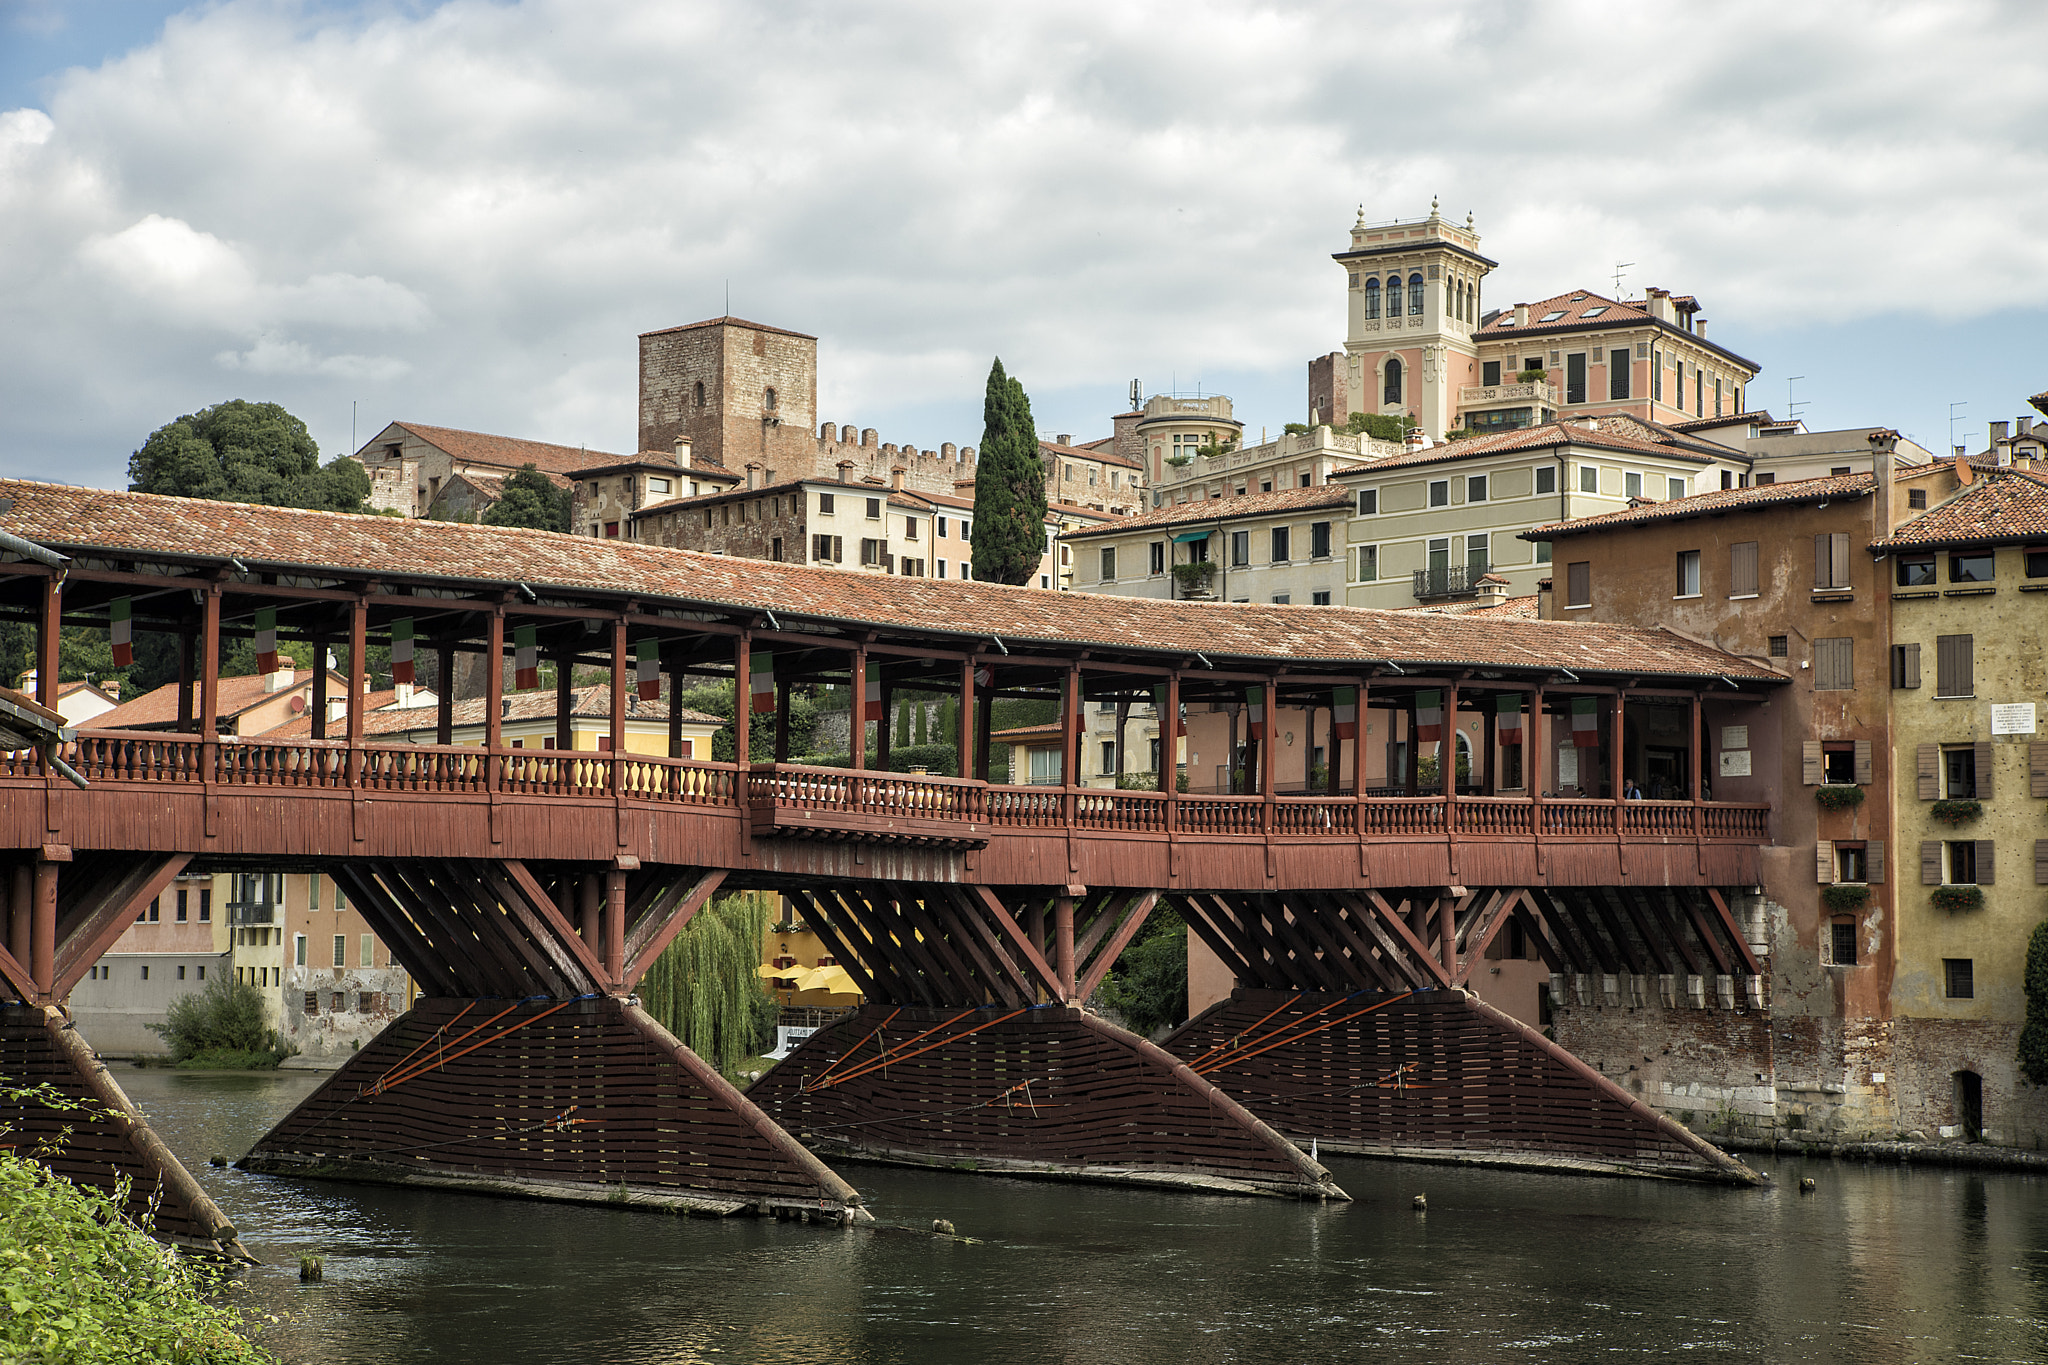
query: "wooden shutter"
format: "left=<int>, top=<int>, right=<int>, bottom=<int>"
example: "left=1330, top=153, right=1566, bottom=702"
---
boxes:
left=1567, top=561, right=1590, bottom=607
left=1816, top=840, right=1836, bottom=884
left=1802, top=741, right=1824, bottom=785
left=1867, top=840, right=1884, bottom=885
left=1975, top=741, right=1995, bottom=799
left=1918, top=743, right=1939, bottom=800
left=1814, top=638, right=1853, bottom=690
left=2033, top=743, right=2048, bottom=799
left=1892, top=643, right=1920, bottom=689
left=1922, top=841, right=1943, bottom=885
left=1814, top=534, right=1830, bottom=589
left=1977, top=841, right=1995, bottom=885
left=1730, top=541, right=1759, bottom=597
left=2036, top=839, right=2048, bottom=886
left=1937, top=634, right=1974, bottom=697
left=1831, top=532, right=1851, bottom=588
left=1854, top=739, right=1873, bottom=785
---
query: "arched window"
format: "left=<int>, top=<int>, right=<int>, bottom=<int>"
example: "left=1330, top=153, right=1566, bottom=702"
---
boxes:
left=764, top=387, right=777, bottom=410
left=1364, top=278, right=1380, bottom=320
left=693, top=381, right=705, bottom=408
left=1460, top=281, right=1472, bottom=322
left=1384, top=358, right=1403, bottom=405
left=1408, top=273, right=1425, bottom=316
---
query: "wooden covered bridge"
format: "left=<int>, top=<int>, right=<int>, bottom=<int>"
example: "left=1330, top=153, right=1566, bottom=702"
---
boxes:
left=0, top=479, right=1780, bottom=1248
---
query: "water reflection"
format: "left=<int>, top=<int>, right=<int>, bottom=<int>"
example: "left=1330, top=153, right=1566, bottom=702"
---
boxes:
left=107, top=1070, right=2048, bottom=1364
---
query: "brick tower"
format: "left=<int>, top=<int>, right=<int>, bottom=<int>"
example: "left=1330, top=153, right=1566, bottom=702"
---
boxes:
left=638, top=318, right=820, bottom=473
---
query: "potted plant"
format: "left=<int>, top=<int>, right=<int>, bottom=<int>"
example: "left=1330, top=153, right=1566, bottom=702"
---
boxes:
left=1821, top=884, right=1870, bottom=913
left=1815, top=784, right=1865, bottom=811
left=1164, top=454, right=1192, bottom=468
left=1931, top=798, right=1983, bottom=825
left=1172, top=560, right=1216, bottom=595
left=1932, top=885, right=1985, bottom=912
left=1515, top=368, right=1546, bottom=383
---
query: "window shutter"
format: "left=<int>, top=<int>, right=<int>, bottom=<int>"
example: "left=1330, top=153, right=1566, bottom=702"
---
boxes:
left=1730, top=541, right=1759, bottom=597
left=1867, top=840, right=1884, bottom=885
left=1831, top=532, right=1851, bottom=588
left=1892, top=643, right=1920, bottom=689
left=2033, top=742, right=2048, bottom=799
left=1854, top=739, right=1873, bottom=785
left=1918, top=744, right=1939, bottom=800
left=1813, top=534, right=1829, bottom=589
left=1977, top=841, right=1996, bottom=885
left=1973, top=741, right=1995, bottom=799
left=1816, top=840, right=1836, bottom=884
left=1921, top=841, right=1943, bottom=885
left=2037, top=839, right=2048, bottom=886
left=1802, top=742, right=1824, bottom=785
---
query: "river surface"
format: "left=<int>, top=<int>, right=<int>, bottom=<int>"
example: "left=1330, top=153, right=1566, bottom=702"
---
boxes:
left=113, top=1068, right=2048, bottom=1364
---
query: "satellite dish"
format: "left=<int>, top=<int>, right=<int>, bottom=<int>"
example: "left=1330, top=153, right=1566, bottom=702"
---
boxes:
left=289, top=696, right=307, bottom=713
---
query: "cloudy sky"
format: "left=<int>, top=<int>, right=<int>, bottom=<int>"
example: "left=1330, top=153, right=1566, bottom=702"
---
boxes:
left=3, top=0, right=2045, bottom=490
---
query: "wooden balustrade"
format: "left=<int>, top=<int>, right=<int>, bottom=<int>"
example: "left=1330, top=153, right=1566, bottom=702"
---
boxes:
left=1542, top=800, right=1614, bottom=835
left=1452, top=798, right=1535, bottom=836
left=985, top=785, right=1066, bottom=828
left=1269, top=799, right=1353, bottom=836
left=1175, top=795, right=1264, bottom=836
left=1072, top=791, right=1170, bottom=833
left=1359, top=798, right=1445, bottom=835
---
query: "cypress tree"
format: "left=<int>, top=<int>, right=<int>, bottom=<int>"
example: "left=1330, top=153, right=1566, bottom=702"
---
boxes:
left=970, top=358, right=1048, bottom=585
left=2020, top=920, right=2048, bottom=1086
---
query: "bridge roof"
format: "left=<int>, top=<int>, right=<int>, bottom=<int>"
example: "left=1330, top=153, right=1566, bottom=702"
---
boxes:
left=0, top=480, right=1784, bottom=685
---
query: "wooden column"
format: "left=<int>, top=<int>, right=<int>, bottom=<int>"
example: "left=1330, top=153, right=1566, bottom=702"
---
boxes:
left=1690, top=690, right=1705, bottom=833
left=774, top=674, right=791, bottom=763
left=36, top=573, right=60, bottom=709
left=1530, top=686, right=1547, bottom=844
left=1054, top=893, right=1076, bottom=1001
left=199, top=588, right=222, bottom=749
left=579, top=873, right=601, bottom=954
left=555, top=644, right=574, bottom=751
left=666, top=657, right=684, bottom=759
left=958, top=658, right=978, bottom=781
left=604, top=867, right=627, bottom=991
left=1061, top=663, right=1080, bottom=795
left=1404, top=697, right=1419, bottom=796
left=1482, top=696, right=1498, bottom=795
left=734, top=632, right=752, bottom=768
left=1260, top=677, right=1277, bottom=831
left=1163, top=671, right=1181, bottom=818
left=1443, top=679, right=1460, bottom=798
left=9, top=864, right=32, bottom=981
left=435, top=639, right=455, bottom=746
left=1612, top=690, right=1627, bottom=826
left=850, top=645, right=867, bottom=773
left=30, top=858, right=58, bottom=998
left=346, top=596, right=368, bottom=746
left=176, top=631, right=194, bottom=732
left=608, top=618, right=628, bottom=759
left=311, top=633, right=329, bottom=741
left=875, top=677, right=892, bottom=771
left=484, top=609, right=505, bottom=754
left=974, top=664, right=993, bottom=781
left=1352, top=681, right=1370, bottom=821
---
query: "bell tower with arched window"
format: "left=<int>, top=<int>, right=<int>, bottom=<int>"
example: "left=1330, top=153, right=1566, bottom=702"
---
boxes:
left=1331, top=201, right=1496, bottom=440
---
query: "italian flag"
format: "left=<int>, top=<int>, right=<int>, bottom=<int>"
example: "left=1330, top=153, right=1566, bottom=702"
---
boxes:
left=389, top=617, right=415, bottom=685
left=109, top=597, right=132, bottom=667
left=974, top=666, right=993, bottom=690
left=1415, top=690, right=1443, bottom=743
left=749, top=651, right=775, bottom=713
left=1496, top=693, right=1522, bottom=745
left=1152, top=685, right=1186, bottom=736
left=1571, top=696, right=1601, bottom=748
left=636, top=638, right=661, bottom=701
left=1332, top=686, right=1358, bottom=741
left=513, top=625, right=539, bottom=691
left=1243, top=685, right=1265, bottom=741
left=254, top=607, right=279, bottom=674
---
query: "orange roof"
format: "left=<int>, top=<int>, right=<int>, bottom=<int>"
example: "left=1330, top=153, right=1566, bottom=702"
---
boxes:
left=93, top=670, right=344, bottom=731
left=385, top=422, right=631, bottom=479
left=1339, top=421, right=1721, bottom=475
left=1529, top=473, right=1874, bottom=540
left=266, top=682, right=723, bottom=740
left=1874, top=468, right=2048, bottom=552
left=1480, top=289, right=1761, bottom=371
left=1060, top=484, right=1353, bottom=540
left=0, top=479, right=1786, bottom=685
left=1041, top=439, right=1140, bottom=470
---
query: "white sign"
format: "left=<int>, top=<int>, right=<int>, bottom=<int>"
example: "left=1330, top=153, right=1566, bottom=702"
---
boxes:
left=1719, top=750, right=1753, bottom=777
left=1991, top=703, right=2038, bottom=736
left=1555, top=747, right=1579, bottom=787
left=1721, top=725, right=1749, bottom=750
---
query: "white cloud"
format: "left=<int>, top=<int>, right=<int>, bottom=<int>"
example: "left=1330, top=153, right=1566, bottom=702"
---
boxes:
left=2, top=0, right=2047, bottom=485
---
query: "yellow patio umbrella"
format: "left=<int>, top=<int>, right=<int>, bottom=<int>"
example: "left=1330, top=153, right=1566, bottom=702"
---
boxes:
left=792, top=964, right=858, bottom=995
left=756, top=962, right=799, bottom=979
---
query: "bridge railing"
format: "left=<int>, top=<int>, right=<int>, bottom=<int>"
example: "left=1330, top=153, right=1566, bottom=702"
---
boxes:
left=749, top=764, right=986, bottom=823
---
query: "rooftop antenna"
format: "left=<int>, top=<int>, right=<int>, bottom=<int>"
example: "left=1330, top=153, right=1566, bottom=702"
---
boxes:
left=1129, top=379, right=1141, bottom=410
left=1949, top=400, right=1968, bottom=453
left=1787, top=376, right=1808, bottom=424
left=351, top=399, right=357, bottom=453
left=1612, top=262, right=1635, bottom=297
left=724, top=279, right=730, bottom=316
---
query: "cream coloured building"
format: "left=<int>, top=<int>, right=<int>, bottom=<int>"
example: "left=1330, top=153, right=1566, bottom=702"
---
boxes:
left=1062, top=482, right=1356, bottom=606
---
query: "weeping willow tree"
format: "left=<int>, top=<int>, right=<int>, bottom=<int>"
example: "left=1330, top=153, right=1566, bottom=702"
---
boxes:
left=639, top=890, right=778, bottom=1075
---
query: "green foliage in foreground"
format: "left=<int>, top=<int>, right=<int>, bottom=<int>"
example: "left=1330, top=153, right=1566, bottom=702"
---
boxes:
left=1096, top=904, right=1189, bottom=1038
left=639, top=891, right=780, bottom=1077
left=480, top=463, right=574, bottom=533
left=0, top=1082, right=271, bottom=1363
left=2018, top=920, right=2048, bottom=1087
left=148, top=977, right=291, bottom=1067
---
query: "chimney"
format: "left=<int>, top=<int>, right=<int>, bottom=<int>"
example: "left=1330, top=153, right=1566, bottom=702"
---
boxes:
left=1991, top=420, right=2011, bottom=465
left=1513, top=303, right=1529, bottom=326
left=101, top=679, right=120, bottom=700
left=1869, top=428, right=1898, bottom=535
left=262, top=666, right=295, bottom=695
left=1695, top=320, right=1707, bottom=339
left=889, top=466, right=906, bottom=492
left=836, top=459, right=855, bottom=484
left=745, top=462, right=762, bottom=491
left=2019, top=415, right=2035, bottom=437
left=671, top=435, right=692, bottom=466
left=1056, top=434, right=1072, bottom=447
left=1537, top=577, right=1554, bottom=619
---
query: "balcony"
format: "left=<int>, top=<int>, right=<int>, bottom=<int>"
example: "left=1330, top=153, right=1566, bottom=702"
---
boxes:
left=1413, top=563, right=1491, bottom=601
left=1459, top=379, right=1555, bottom=408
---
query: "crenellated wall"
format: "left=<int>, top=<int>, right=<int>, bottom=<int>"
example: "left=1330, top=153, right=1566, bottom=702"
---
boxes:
left=812, top=422, right=976, bottom=496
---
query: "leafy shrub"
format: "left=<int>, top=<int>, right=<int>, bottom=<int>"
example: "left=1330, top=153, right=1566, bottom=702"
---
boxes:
left=1815, top=784, right=1865, bottom=811
left=147, top=977, right=289, bottom=1066
left=1931, top=799, right=1982, bottom=825
left=1095, top=906, right=1188, bottom=1037
left=2018, top=921, right=2048, bottom=1085
left=1821, top=884, right=1870, bottom=913
left=1932, top=885, right=1985, bottom=912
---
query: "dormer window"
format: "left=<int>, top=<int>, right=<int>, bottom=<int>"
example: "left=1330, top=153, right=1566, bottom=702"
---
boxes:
left=1537, top=310, right=1567, bottom=323
left=1581, top=306, right=1607, bottom=318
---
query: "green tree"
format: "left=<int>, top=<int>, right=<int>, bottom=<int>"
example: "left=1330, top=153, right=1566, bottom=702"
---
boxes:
left=1345, top=412, right=1417, bottom=443
left=969, top=358, right=1048, bottom=585
left=2019, top=921, right=2048, bottom=1086
left=1096, top=905, right=1189, bottom=1038
left=129, top=399, right=368, bottom=512
left=481, top=463, right=573, bottom=533
left=638, top=891, right=779, bottom=1076
left=147, top=976, right=291, bottom=1068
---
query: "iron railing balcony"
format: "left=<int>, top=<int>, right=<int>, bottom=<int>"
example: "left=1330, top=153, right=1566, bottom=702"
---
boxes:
left=1413, top=563, right=1490, bottom=600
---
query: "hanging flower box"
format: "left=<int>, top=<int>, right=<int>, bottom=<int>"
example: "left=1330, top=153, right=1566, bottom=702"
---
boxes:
left=1932, top=885, right=1985, bottom=913
left=1815, top=785, right=1865, bottom=811
left=1931, top=799, right=1983, bottom=826
left=1821, top=884, right=1870, bottom=913
left=1171, top=561, right=1216, bottom=589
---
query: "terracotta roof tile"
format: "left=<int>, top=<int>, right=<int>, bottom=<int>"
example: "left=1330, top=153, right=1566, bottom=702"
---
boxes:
left=1668, top=410, right=1775, bottom=432
left=2030, top=389, right=2048, bottom=418
left=1483, top=290, right=1651, bottom=336
left=95, top=670, right=345, bottom=730
left=1529, top=473, right=1874, bottom=540
left=636, top=316, right=817, bottom=341
left=1336, top=422, right=1720, bottom=475
left=265, top=683, right=723, bottom=740
left=388, top=422, right=629, bottom=478
left=1041, top=439, right=1139, bottom=470
left=1874, top=468, right=2048, bottom=551
left=0, top=479, right=1784, bottom=684
left=1060, top=484, right=1353, bottom=539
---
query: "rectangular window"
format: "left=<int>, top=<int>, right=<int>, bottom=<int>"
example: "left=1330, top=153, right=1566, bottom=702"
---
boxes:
left=1566, top=561, right=1591, bottom=608
left=1896, top=554, right=1936, bottom=587
left=1579, top=466, right=1599, bottom=494
left=770, top=537, right=783, bottom=562
left=294, top=934, right=306, bottom=966
left=1944, top=746, right=1978, bottom=798
left=903, top=516, right=919, bottom=539
left=175, top=890, right=188, bottom=922
left=1566, top=352, right=1587, bottom=404
left=1652, top=351, right=1662, bottom=402
left=1534, top=540, right=1551, bottom=564
left=1230, top=531, right=1250, bottom=566
left=361, top=934, right=374, bottom=968
left=198, top=890, right=210, bottom=922
left=1950, top=840, right=1979, bottom=884
left=177, top=964, right=186, bottom=980
left=1891, top=643, right=1921, bottom=688
left=1310, top=522, right=1331, bottom=559
left=1482, top=360, right=1501, bottom=386
left=1676, top=550, right=1701, bottom=596
left=333, top=934, right=346, bottom=967
left=1769, top=634, right=1788, bottom=658
left=865, top=498, right=881, bottom=519
left=1950, top=551, right=1995, bottom=583
left=818, top=493, right=835, bottom=515
left=1357, top=545, right=1378, bottom=582
left=1667, top=476, right=1687, bottom=501
left=1271, top=527, right=1290, bottom=563
left=1730, top=541, right=1759, bottom=597
left=1466, top=533, right=1488, bottom=575
left=1149, top=541, right=1165, bottom=574
left=1467, top=475, right=1488, bottom=503
left=1428, top=479, right=1450, bottom=507
left=1356, top=488, right=1378, bottom=515
left=2026, top=549, right=2048, bottom=577
left=1936, top=634, right=1974, bottom=697
left=1271, top=594, right=1290, bottom=605
left=1536, top=465, right=1556, bottom=495
left=1814, top=533, right=1852, bottom=590
left=1311, top=590, right=1331, bottom=605
left=1756, top=473, right=1776, bottom=485
left=140, top=964, right=149, bottom=980
left=1908, top=488, right=1929, bottom=510
left=936, top=516, right=948, bottom=538
left=1100, top=547, right=1116, bottom=580
left=1831, top=920, right=1858, bottom=966
left=1945, top=959, right=1975, bottom=999
left=1609, top=349, right=1631, bottom=400
left=1814, top=637, right=1854, bottom=690
left=1696, top=369, right=1704, bottom=413
left=1624, top=471, right=1643, bottom=498
left=1836, top=841, right=1869, bottom=882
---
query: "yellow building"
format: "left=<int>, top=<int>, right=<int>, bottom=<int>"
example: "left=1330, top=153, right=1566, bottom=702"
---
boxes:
left=274, top=681, right=725, bottom=757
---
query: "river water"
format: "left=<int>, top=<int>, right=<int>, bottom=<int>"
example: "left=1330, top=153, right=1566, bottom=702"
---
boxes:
left=112, top=1068, right=2048, bottom=1364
